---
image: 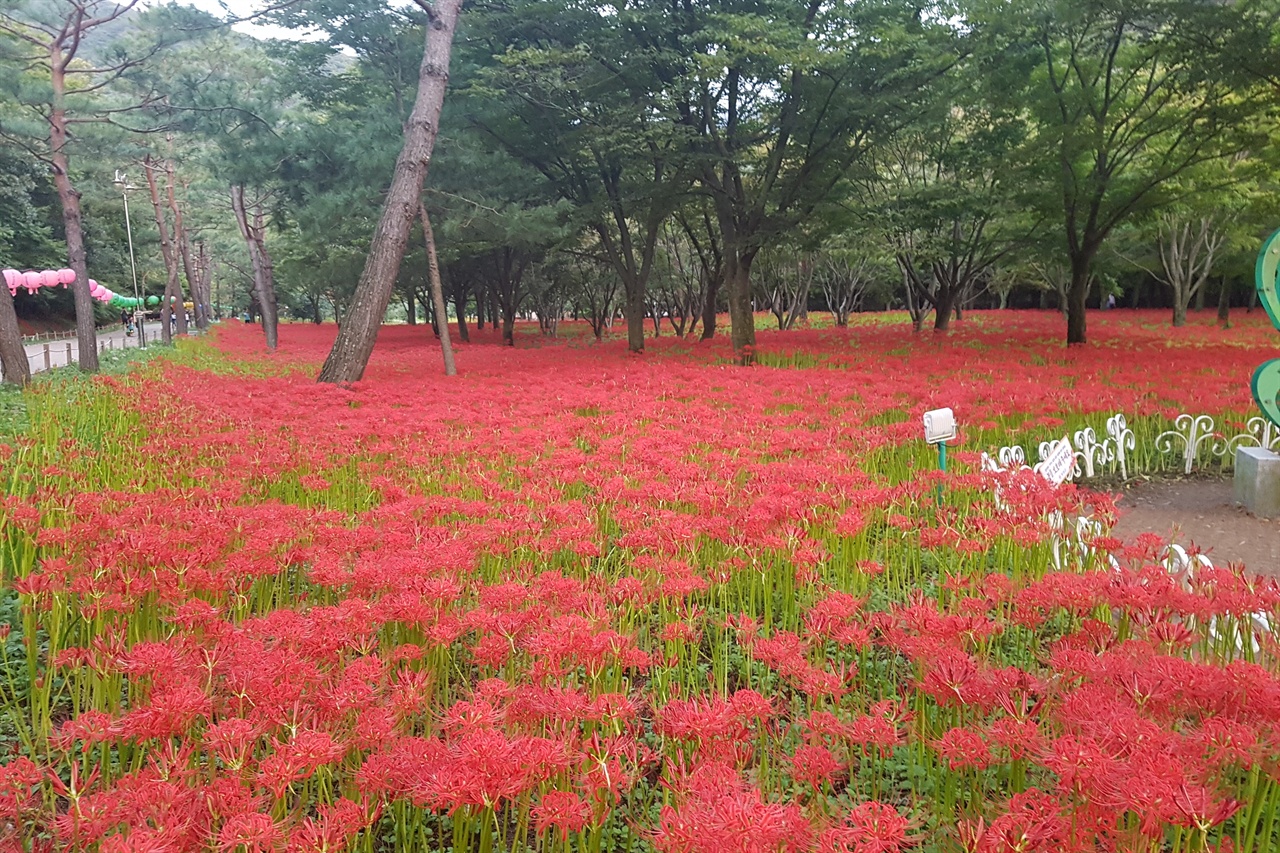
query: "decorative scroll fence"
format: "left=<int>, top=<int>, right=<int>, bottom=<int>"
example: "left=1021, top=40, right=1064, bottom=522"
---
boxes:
left=981, top=411, right=1280, bottom=482
left=979, top=411, right=1276, bottom=658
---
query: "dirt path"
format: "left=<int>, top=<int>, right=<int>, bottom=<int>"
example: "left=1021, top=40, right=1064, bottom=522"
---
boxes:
left=1111, top=478, right=1280, bottom=578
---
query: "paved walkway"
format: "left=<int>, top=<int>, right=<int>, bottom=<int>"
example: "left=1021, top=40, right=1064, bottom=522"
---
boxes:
left=1113, top=478, right=1280, bottom=578
left=7, top=322, right=165, bottom=378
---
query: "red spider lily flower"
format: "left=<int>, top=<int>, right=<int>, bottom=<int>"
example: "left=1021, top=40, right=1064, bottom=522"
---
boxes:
left=205, top=777, right=268, bottom=822
left=918, top=650, right=987, bottom=709
left=987, top=714, right=1047, bottom=762
left=98, top=828, right=185, bottom=853
left=1039, top=735, right=1125, bottom=809
left=0, top=757, right=41, bottom=837
left=818, top=801, right=920, bottom=853
left=658, top=690, right=774, bottom=751
left=204, top=718, right=261, bottom=771
left=933, top=728, right=992, bottom=772
left=655, top=774, right=811, bottom=853
left=790, top=744, right=844, bottom=791
left=217, top=812, right=282, bottom=853
left=285, top=798, right=372, bottom=853
left=55, top=710, right=118, bottom=749
left=845, top=701, right=909, bottom=758
left=1170, top=784, right=1242, bottom=833
left=358, top=729, right=567, bottom=813
left=533, top=790, right=592, bottom=840
left=804, top=592, right=870, bottom=649
left=975, top=790, right=1066, bottom=853
left=1191, top=718, right=1260, bottom=770
left=577, top=731, right=651, bottom=807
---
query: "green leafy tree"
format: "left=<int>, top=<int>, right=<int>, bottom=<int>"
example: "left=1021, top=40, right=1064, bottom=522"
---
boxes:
left=662, top=0, right=959, bottom=362
left=980, top=0, right=1273, bottom=344
left=863, top=64, right=1037, bottom=332
left=462, top=0, right=691, bottom=354
left=0, top=0, right=195, bottom=370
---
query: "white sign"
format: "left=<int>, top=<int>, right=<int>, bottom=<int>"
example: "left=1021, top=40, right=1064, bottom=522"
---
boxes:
left=1034, top=435, right=1075, bottom=485
left=923, top=407, right=957, bottom=444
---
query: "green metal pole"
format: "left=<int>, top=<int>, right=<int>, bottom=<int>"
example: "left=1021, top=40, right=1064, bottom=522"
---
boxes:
left=937, top=441, right=947, bottom=503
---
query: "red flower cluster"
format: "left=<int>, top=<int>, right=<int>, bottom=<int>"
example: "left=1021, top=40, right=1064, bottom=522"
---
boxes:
left=1, top=312, right=1278, bottom=852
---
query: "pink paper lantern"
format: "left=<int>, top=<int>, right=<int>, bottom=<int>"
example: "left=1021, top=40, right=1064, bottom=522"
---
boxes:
left=58, top=268, right=75, bottom=285
left=40, top=270, right=59, bottom=288
left=22, top=271, right=41, bottom=294
left=2, top=269, right=18, bottom=295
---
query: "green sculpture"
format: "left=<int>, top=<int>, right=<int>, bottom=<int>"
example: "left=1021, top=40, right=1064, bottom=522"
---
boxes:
left=1253, top=228, right=1280, bottom=427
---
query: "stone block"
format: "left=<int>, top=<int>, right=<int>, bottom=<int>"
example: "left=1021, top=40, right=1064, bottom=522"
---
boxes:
left=1234, top=446, right=1280, bottom=518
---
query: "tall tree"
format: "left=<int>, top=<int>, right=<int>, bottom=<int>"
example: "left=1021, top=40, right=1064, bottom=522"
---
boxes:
left=986, top=0, right=1270, bottom=344
left=668, top=0, right=956, bottom=363
left=0, top=285, right=27, bottom=386
left=143, top=154, right=186, bottom=341
left=163, top=159, right=205, bottom=330
left=0, top=146, right=59, bottom=385
left=141, top=16, right=299, bottom=345
left=0, top=0, right=154, bottom=371
left=465, top=0, right=690, bottom=354
left=1156, top=215, right=1225, bottom=327
left=230, top=183, right=278, bottom=349
left=318, top=0, right=464, bottom=383
left=866, top=65, right=1035, bottom=332
left=419, top=201, right=455, bottom=375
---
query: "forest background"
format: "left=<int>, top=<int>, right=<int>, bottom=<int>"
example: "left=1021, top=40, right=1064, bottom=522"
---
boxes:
left=3, top=0, right=1280, bottom=370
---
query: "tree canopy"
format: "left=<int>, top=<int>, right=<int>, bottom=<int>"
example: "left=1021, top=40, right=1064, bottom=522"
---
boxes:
left=1, top=0, right=1278, bottom=378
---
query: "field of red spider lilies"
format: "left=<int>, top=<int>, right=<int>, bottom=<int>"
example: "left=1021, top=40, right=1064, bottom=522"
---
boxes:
left=2, top=309, right=1280, bottom=853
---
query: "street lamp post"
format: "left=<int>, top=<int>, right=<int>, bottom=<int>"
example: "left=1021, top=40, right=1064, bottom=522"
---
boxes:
left=113, top=170, right=145, bottom=348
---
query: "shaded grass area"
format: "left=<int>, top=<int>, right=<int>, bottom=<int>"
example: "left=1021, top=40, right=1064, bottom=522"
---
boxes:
left=0, top=344, right=174, bottom=438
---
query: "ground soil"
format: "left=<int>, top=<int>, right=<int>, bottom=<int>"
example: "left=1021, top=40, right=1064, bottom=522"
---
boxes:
left=1111, top=477, right=1280, bottom=578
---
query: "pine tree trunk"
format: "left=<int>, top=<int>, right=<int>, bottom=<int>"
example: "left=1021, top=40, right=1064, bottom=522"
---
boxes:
left=453, top=283, right=470, bottom=342
left=253, top=206, right=279, bottom=340
left=145, top=157, right=184, bottom=343
left=318, top=0, right=464, bottom=383
left=49, top=57, right=98, bottom=372
left=194, top=242, right=212, bottom=329
left=165, top=170, right=196, bottom=333
left=501, top=278, right=516, bottom=346
left=230, top=185, right=279, bottom=349
left=0, top=286, right=29, bottom=386
left=421, top=202, right=456, bottom=376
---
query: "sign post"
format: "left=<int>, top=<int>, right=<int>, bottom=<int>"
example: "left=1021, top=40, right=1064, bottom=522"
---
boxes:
left=923, top=407, right=957, bottom=502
